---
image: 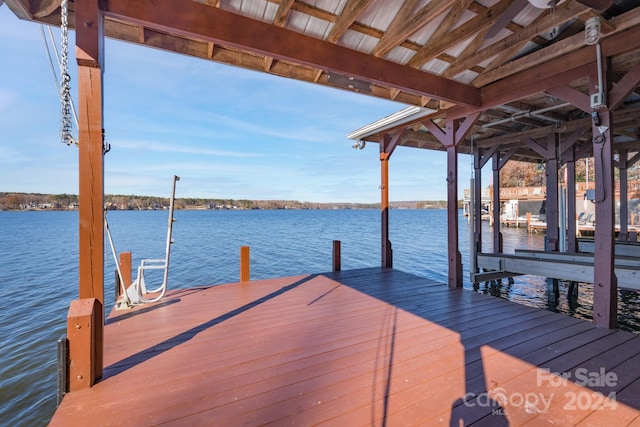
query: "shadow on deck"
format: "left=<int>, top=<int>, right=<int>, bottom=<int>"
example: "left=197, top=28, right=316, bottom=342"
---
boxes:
left=50, top=268, right=640, bottom=426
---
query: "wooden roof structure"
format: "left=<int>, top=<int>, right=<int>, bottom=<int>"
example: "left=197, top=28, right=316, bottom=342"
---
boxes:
left=5, top=1, right=640, bottom=412
left=5, top=0, right=640, bottom=162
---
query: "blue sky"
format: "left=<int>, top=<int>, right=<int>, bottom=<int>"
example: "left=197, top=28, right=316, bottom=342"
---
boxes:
left=0, top=6, right=472, bottom=203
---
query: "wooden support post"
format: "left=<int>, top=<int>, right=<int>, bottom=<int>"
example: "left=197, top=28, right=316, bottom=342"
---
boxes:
left=240, top=246, right=250, bottom=282
left=76, top=0, right=105, bottom=381
left=619, top=149, right=629, bottom=241
left=115, top=252, right=132, bottom=297
left=473, top=157, right=483, bottom=270
left=566, top=158, right=578, bottom=253
left=545, top=134, right=559, bottom=252
left=67, top=298, right=101, bottom=391
left=446, top=143, right=462, bottom=288
left=424, top=114, right=478, bottom=288
left=379, top=132, right=401, bottom=269
left=592, top=107, right=617, bottom=328
left=332, top=240, right=341, bottom=272
left=492, top=153, right=503, bottom=253
left=380, top=150, right=392, bottom=268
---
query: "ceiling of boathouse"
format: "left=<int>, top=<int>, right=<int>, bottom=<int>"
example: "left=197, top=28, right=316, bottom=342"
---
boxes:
left=5, top=0, right=640, bottom=163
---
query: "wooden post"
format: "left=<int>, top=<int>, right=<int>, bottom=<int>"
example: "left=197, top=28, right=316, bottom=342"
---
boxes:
left=379, top=132, right=402, bottom=269
left=592, top=107, right=617, bottom=328
left=424, top=114, right=479, bottom=288
left=116, top=252, right=132, bottom=297
left=332, top=240, right=341, bottom=272
left=240, top=246, right=250, bottom=282
left=492, top=153, right=503, bottom=253
left=76, top=0, right=105, bottom=381
left=67, top=298, right=101, bottom=391
left=545, top=134, right=559, bottom=252
left=446, top=141, right=462, bottom=288
left=566, top=157, right=578, bottom=253
left=380, top=150, right=392, bottom=268
left=473, top=151, right=483, bottom=271
left=618, top=149, right=629, bottom=241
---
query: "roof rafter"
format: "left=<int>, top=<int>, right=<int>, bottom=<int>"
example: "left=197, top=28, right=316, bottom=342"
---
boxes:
left=467, top=2, right=589, bottom=81
left=405, top=0, right=516, bottom=69
left=326, top=0, right=373, bottom=43
left=273, top=0, right=295, bottom=27
left=372, top=0, right=457, bottom=58
left=406, top=0, right=474, bottom=69
left=473, top=5, right=640, bottom=88
left=102, top=0, right=481, bottom=107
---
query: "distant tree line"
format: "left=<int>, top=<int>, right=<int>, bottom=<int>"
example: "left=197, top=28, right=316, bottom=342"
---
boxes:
left=0, top=192, right=450, bottom=211
left=500, top=158, right=640, bottom=188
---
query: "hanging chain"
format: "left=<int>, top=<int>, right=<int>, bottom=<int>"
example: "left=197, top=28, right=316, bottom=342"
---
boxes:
left=60, top=0, right=78, bottom=147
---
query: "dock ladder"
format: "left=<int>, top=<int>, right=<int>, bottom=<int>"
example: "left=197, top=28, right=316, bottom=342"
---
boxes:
left=109, top=175, right=180, bottom=310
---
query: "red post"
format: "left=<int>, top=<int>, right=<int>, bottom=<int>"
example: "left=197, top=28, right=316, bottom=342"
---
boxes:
left=380, top=150, right=392, bottom=269
left=67, top=298, right=101, bottom=391
left=446, top=141, right=462, bottom=288
left=240, top=246, right=250, bottom=282
left=116, top=252, right=132, bottom=297
left=592, top=107, right=617, bottom=328
left=332, top=240, right=341, bottom=272
left=76, top=0, right=105, bottom=381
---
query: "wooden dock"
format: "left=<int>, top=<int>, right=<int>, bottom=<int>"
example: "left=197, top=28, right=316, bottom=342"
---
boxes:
left=50, top=268, right=640, bottom=426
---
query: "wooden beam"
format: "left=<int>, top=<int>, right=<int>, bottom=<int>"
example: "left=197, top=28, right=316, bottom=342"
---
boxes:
left=273, top=0, right=295, bottom=27
left=473, top=7, right=640, bottom=88
left=406, top=0, right=514, bottom=69
left=326, top=0, right=373, bottom=43
left=559, top=126, right=590, bottom=160
left=372, top=0, right=455, bottom=58
left=405, top=0, right=474, bottom=69
left=609, top=62, right=640, bottom=109
left=102, top=0, right=481, bottom=107
left=76, top=0, right=105, bottom=381
left=32, top=0, right=59, bottom=18
left=477, top=252, right=640, bottom=291
left=547, top=85, right=591, bottom=114
left=451, top=2, right=588, bottom=79
left=498, top=146, right=518, bottom=170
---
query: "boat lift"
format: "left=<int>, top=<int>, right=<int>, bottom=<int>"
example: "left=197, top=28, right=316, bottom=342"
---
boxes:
left=106, top=175, right=180, bottom=310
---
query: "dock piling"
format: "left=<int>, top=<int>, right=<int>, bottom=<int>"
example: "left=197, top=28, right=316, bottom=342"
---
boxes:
left=115, top=252, right=132, bottom=298
left=332, top=240, right=341, bottom=272
left=240, top=246, right=250, bottom=282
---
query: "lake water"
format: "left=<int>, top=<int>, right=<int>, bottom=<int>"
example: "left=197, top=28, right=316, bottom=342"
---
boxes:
left=1, top=209, right=638, bottom=426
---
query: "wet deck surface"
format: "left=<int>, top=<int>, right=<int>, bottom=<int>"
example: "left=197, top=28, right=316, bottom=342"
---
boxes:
left=50, top=268, right=640, bottom=426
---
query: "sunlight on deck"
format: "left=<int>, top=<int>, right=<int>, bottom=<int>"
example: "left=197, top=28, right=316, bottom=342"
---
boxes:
left=50, top=269, right=640, bottom=426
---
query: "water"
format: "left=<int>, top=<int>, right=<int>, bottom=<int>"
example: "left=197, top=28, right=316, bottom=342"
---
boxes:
left=1, top=209, right=638, bottom=426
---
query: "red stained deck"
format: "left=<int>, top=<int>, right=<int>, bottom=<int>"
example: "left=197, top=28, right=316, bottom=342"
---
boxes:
left=50, top=268, right=640, bottom=426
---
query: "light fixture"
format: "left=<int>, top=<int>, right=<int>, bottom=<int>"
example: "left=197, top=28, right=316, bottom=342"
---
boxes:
left=352, top=140, right=366, bottom=150
left=585, top=16, right=601, bottom=45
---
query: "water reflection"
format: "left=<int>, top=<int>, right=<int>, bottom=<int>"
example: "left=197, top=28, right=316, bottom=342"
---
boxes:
left=459, top=217, right=639, bottom=334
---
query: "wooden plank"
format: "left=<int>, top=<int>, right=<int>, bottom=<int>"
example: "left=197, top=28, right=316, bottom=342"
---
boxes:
left=578, top=238, right=640, bottom=258
left=49, top=269, right=640, bottom=426
left=477, top=253, right=640, bottom=291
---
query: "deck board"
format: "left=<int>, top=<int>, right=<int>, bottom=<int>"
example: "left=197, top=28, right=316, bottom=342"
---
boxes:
left=50, top=268, right=640, bottom=426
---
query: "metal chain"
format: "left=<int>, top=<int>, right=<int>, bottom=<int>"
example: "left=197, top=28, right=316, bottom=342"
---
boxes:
left=60, top=0, right=77, bottom=147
